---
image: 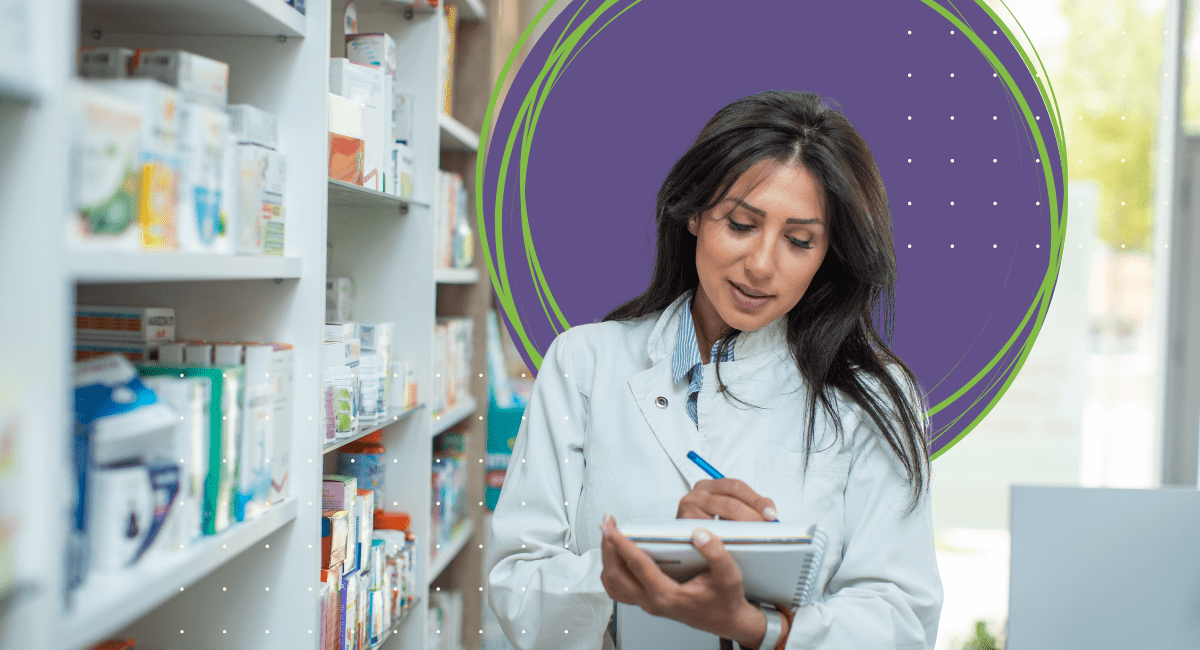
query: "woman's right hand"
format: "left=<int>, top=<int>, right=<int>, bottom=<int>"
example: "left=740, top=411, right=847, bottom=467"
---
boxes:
left=677, top=479, right=778, bottom=521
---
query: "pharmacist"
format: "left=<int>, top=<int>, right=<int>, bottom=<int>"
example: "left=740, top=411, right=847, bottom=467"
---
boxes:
left=486, top=91, right=943, bottom=650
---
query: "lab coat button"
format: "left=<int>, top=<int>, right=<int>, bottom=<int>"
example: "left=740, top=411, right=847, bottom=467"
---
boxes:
left=655, top=396, right=668, bottom=408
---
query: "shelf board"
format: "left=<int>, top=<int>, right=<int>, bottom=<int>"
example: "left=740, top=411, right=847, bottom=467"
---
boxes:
left=0, top=75, right=37, bottom=104
left=71, top=252, right=302, bottom=283
left=432, top=395, right=477, bottom=436
left=360, top=0, right=485, bottom=21
left=438, top=114, right=480, bottom=152
left=370, top=596, right=421, bottom=649
left=323, top=405, right=425, bottom=454
left=427, top=519, right=475, bottom=588
left=80, top=0, right=306, bottom=37
left=329, top=179, right=427, bottom=213
left=434, top=267, right=480, bottom=284
left=63, top=498, right=300, bottom=649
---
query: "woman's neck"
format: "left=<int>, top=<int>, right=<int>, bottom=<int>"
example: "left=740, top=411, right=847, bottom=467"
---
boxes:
left=690, top=286, right=729, bottom=364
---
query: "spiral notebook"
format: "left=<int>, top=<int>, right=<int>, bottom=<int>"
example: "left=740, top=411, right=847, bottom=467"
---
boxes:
left=612, top=520, right=828, bottom=650
left=619, top=520, right=828, bottom=608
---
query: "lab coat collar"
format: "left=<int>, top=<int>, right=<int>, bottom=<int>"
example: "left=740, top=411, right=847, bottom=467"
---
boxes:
left=646, top=290, right=788, bottom=367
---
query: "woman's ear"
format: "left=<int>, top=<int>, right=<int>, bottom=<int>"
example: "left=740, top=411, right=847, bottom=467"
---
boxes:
left=687, top=214, right=699, bottom=237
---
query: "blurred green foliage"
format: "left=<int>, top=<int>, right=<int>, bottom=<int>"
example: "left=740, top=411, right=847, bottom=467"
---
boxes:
left=962, top=619, right=1001, bottom=650
left=1055, top=0, right=1165, bottom=251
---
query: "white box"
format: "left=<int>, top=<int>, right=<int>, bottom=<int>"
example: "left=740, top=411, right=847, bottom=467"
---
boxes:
left=213, top=343, right=243, bottom=366
left=67, top=83, right=143, bottom=250
left=216, top=130, right=239, bottom=255
left=393, top=90, right=414, bottom=144
left=328, top=93, right=366, bottom=185
left=327, top=277, right=355, bottom=322
left=79, top=47, right=134, bottom=79
left=131, top=49, right=229, bottom=107
left=392, top=142, right=413, bottom=199
left=236, top=144, right=286, bottom=256
left=226, top=104, right=279, bottom=150
left=177, top=102, right=231, bottom=253
left=185, top=343, right=213, bottom=365
left=330, top=59, right=386, bottom=192
left=75, top=305, right=175, bottom=342
left=267, top=343, right=294, bottom=504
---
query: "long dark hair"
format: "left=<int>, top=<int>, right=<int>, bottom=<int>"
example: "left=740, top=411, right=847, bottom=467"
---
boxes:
left=603, top=90, right=930, bottom=512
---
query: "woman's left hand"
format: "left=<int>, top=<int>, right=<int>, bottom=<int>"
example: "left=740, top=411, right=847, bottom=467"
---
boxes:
left=598, top=514, right=767, bottom=648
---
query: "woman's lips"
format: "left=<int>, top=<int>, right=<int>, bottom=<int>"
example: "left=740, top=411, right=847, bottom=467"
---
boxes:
left=729, top=281, right=772, bottom=309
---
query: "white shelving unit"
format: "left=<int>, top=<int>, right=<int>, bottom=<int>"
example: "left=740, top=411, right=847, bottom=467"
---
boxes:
left=0, top=0, right=498, bottom=648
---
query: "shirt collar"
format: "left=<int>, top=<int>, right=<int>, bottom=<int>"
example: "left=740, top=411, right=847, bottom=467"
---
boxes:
left=670, top=293, right=734, bottom=385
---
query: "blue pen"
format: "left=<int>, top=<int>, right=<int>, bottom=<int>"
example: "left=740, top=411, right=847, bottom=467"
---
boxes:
left=687, top=450, right=725, bottom=479
left=687, top=450, right=780, bottom=522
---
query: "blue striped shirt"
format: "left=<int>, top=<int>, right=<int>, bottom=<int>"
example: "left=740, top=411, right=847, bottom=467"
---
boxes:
left=671, top=295, right=735, bottom=426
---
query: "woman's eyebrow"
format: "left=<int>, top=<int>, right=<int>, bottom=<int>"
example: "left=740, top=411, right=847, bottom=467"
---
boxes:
left=733, top=199, right=822, bottom=225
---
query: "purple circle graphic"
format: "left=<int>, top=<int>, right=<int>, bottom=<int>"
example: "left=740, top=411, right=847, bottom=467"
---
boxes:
left=481, top=0, right=1066, bottom=456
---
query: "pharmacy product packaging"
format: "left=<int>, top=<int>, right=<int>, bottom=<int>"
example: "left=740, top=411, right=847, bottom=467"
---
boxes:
left=403, top=360, right=418, bottom=411
left=323, top=475, right=358, bottom=572
left=216, top=129, right=239, bottom=255
left=176, top=102, right=230, bottom=253
left=138, top=365, right=244, bottom=535
left=184, top=343, right=213, bottom=366
left=237, top=344, right=275, bottom=520
left=341, top=572, right=358, bottom=650
left=324, top=338, right=361, bottom=368
left=346, top=34, right=396, bottom=191
left=356, top=488, right=374, bottom=572
left=140, top=375, right=210, bottom=544
left=327, top=277, right=355, bottom=322
left=324, top=569, right=341, bottom=650
left=318, top=582, right=330, bottom=650
left=225, top=104, right=279, bottom=150
left=289, top=0, right=306, bottom=15
left=212, top=343, right=243, bottom=366
left=327, top=92, right=365, bottom=185
left=76, top=306, right=175, bottom=343
left=91, top=78, right=183, bottom=251
left=440, top=4, right=458, bottom=115
left=73, top=340, right=161, bottom=365
left=321, top=509, right=348, bottom=569
left=72, top=355, right=177, bottom=586
left=355, top=322, right=392, bottom=353
left=324, top=366, right=354, bottom=442
left=330, top=59, right=387, bottom=191
left=157, top=342, right=185, bottom=365
left=87, top=464, right=154, bottom=571
left=346, top=33, right=396, bottom=75
left=236, top=144, right=286, bottom=255
left=66, top=83, right=143, bottom=251
left=393, top=90, right=414, bottom=145
left=267, top=343, right=294, bottom=504
left=391, top=142, right=413, bottom=198
left=79, top=47, right=134, bottom=79
left=130, top=49, right=228, bottom=107
left=325, top=322, right=355, bottom=342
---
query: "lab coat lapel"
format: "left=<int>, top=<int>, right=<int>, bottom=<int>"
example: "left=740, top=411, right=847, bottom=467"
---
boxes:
left=627, top=361, right=712, bottom=488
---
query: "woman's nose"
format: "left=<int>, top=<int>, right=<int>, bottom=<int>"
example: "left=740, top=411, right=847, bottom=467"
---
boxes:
left=744, top=234, right=776, bottom=279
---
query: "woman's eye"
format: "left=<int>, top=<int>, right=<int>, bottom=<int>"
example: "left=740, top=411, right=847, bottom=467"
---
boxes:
left=789, top=237, right=813, bottom=249
left=727, top=218, right=753, bottom=232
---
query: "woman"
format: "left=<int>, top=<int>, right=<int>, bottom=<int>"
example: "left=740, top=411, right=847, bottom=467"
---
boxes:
left=486, top=91, right=943, bottom=650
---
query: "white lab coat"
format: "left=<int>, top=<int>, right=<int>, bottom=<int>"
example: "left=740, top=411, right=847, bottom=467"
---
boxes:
left=487, top=292, right=943, bottom=650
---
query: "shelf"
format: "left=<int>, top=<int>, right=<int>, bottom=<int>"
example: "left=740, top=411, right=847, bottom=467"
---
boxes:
left=79, top=0, right=306, bottom=37
left=329, top=179, right=427, bottom=214
left=0, top=75, right=37, bottom=104
left=63, top=498, right=300, bottom=649
left=0, top=582, right=35, bottom=614
left=324, top=405, right=425, bottom=454
left=434, top=267, right=480, bottom=284
left=370, top=597, right=421, bottom=650
left=432, top=395, right=477, bottom=436
left=427, top=519, right=475, bottom=588
left=438, top=114, right=480, bottom=152
left=360, top=0, right=486, bottom=21
left=70, top=252, right=302, bottom=283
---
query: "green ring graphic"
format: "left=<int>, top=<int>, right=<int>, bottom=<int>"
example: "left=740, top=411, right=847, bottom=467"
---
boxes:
left=476, top=0, right=1068, bottom=459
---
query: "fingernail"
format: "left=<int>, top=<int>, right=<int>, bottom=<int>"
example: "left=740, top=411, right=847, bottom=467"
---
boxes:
left=763, top=506, right=778, bottom=521
left=692, top=528, right=712, bottom=546
left=598, top=523, right=608, bottom=538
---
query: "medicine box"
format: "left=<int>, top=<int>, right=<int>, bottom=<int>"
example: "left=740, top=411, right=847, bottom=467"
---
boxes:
left=236, top=144, right=287, bottom=256
left=393, top=90, right=413, bottom=144
left=327, top=93, right=365, bottom=185
left=322, top=510, right=348, bottom=569
left=326, top=322, right=356, bottom=342
left=74, top=339, right=161, bottom=364
left=79, top=47, right=134, bottom=78
left=176, top=102, right=230, bottom=254
left=356, top=489, right=374, bottom=572
left=226, top=104, right=279, bottom=150
left=355, top=322, right=393, bottom=352
left=67, top=83, right=143, bottom=251
left=267, top=343, right=294, bottom=504
left=346, top=33, right=396, bottom=74
left=131, top=49, right=229, bottom=107
left=329, top=59, right=386, bottom=191
left=326, top=277, right=355, bottom=322
left=324, top=338, right=361, bottom=367
left=91, top=78, right=182, bottom=251
left=76, top=306, right=175, bottom=342
left=138, top=365, right=245, bottom=535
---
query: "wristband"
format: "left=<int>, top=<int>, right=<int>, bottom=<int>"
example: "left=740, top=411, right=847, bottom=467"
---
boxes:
left=757, top=603, right=783, bottom=650
left=771, top=605, right=794, bottom=650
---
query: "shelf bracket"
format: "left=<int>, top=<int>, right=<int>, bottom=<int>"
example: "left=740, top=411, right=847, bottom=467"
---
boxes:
left=405, top=7, right=415, bottom=20
left=399, top=203, right=409, bottom=216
